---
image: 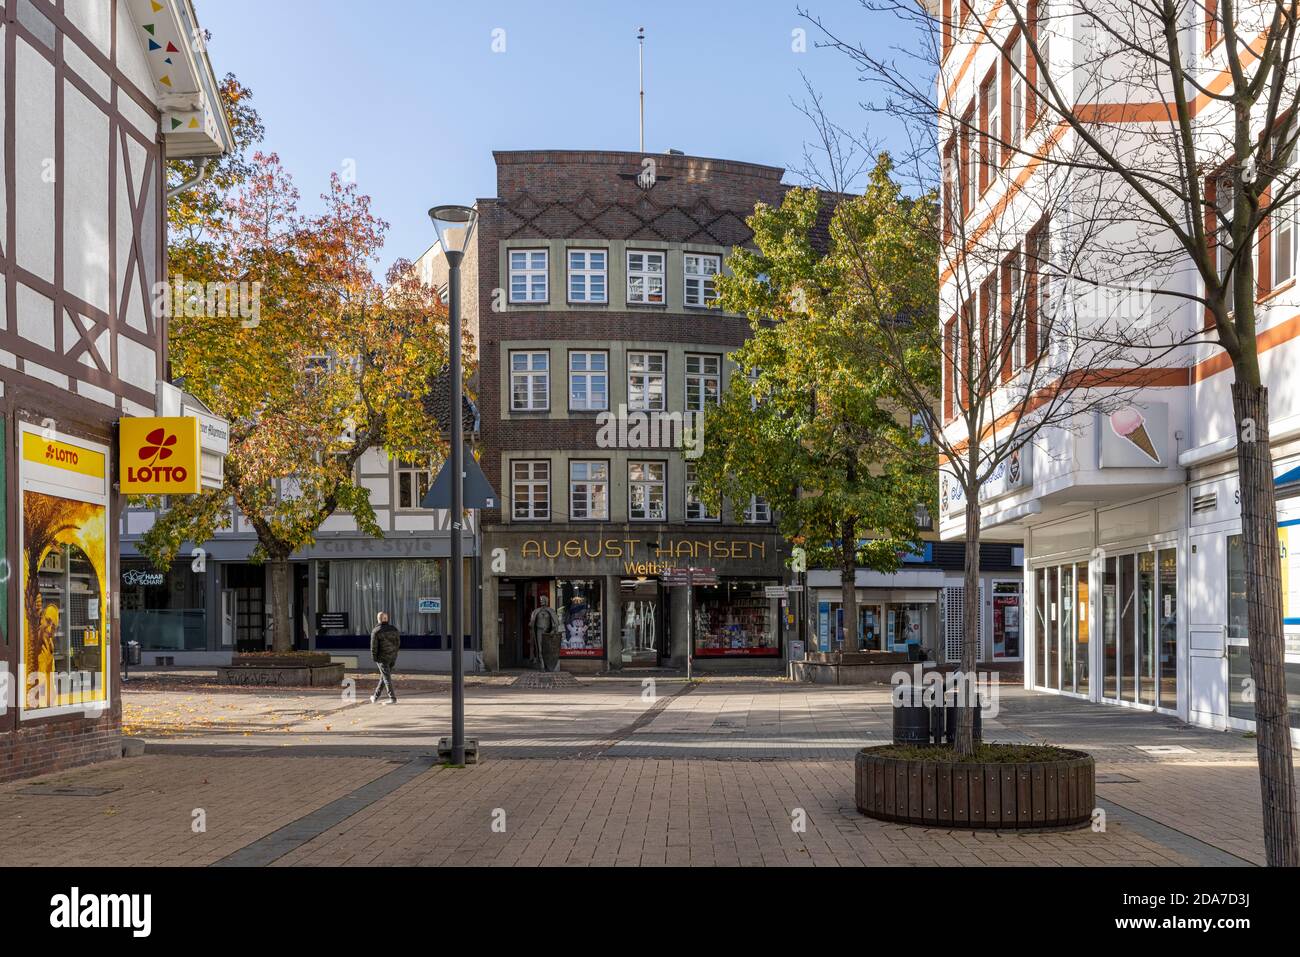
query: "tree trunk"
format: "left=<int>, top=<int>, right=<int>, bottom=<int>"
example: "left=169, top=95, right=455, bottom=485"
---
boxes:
left=840, top=521, right=858, bottom=655
left=1231, top=381, right=1299, bottom=867
left=266, top=557, right=293, bottom=653
left=956, top=485, right=981, bottom=758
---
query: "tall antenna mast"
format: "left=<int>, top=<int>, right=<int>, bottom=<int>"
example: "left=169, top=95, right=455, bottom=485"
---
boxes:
left=637, top=26, right=646, bottom=152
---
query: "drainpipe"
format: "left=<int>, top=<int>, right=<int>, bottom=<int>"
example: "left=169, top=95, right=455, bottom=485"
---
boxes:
left=166, top=157, right=212, bottom=201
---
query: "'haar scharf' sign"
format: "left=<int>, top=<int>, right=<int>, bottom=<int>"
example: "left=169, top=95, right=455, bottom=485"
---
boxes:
left=119, top=417, right=201, bottom=494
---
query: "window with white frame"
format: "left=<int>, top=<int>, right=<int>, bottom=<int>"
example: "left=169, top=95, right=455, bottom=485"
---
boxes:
left=744, top=496, right=771, bottom=524
left=684, top=253, right=721, bottom=307
left=627, top=250, right=665, bottom=304
left=569, top=461, right=609, bottom=520
left=512, top=461, right=550, bottom=520
left=1031, top=224, right=1052, bottom=356
left=509, top=249, right=548, bottom=303
left=627, top=351, right=666, bottom=411
left=1214, top=175, right=1235, bottom=313
left=1008, top=35, right=1024, bottom=151
left=981, top=73, right=998, bottom=186
left=685, top=354, right=721, bottom=411
left=569, top=351, right=608, bottom=410
left=628, top=461, right=666, bottom=521
left=1006, top=250, right=1024, bottom=373
left=1272, top=126, right=1296, bottom=288
left=510, top=351, right=549, bottom=411
left=396, top=458, right=435, bottom=510
left=685, top=461, right=718, bottom=521
left=568, top=249, right=607, bottom=303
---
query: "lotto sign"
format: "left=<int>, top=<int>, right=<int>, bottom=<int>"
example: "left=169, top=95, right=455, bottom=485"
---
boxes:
left=119, top=417, right=201, bottom=494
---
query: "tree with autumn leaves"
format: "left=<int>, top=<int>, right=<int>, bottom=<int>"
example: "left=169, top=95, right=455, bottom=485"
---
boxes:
left=142, top=80, right=464, bottom=652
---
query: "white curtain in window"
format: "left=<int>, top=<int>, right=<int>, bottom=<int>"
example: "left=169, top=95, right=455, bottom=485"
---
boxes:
left=327, top=560, right=441, bottom=635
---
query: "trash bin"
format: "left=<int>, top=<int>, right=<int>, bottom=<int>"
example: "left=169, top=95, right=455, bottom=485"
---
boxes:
left=939, top=693, right=982, bottom=745
left=125, top=641, right=142, bottom=666
left=892, top=683, right=931, bottom=745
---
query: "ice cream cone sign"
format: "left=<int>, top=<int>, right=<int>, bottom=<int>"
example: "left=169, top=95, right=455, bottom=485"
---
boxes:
left=1110, top=408, right=1161, bottom=464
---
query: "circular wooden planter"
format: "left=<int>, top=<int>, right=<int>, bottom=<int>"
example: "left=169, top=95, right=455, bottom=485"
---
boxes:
left=855, top=746, right=1095, bottom=830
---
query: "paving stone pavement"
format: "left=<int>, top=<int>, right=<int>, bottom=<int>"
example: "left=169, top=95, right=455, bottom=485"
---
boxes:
left=0, top=676, right=1279, bottom=866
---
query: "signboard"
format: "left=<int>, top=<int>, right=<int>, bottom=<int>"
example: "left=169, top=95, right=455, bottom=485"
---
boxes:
left=1098, top=402, right=1169, bottom=468
left=941, top=446, right=1031, bottom=517
left=316, top=612, right=349, bottom=632
left=765, top=585, right=788, bottom=599
left=422, top=445, right=498, bottom=510
left=418, top=597, right=442, bottom=615
left=119, top=417, right=201, bottom=494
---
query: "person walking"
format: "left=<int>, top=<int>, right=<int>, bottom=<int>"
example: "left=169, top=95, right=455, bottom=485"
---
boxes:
left=369, top=611, right=401, bottom=704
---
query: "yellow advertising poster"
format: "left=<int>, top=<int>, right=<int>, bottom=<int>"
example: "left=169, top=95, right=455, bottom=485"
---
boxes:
left=1283, top=521, right=1299, bottom=627
left=21, top=491, right=109, bottom=711
left=119, top=417, right=201, bottom=494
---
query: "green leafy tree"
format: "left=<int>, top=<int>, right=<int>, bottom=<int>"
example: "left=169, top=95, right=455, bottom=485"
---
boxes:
left=693, top=161, right=936, bottom=653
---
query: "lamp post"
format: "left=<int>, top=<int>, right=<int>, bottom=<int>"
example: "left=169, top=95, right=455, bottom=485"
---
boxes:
left=429, top=203, right=478, bottom=766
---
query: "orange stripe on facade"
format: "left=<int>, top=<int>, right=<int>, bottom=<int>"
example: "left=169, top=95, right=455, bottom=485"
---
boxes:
left=939, top=311, right=1300, bottom=459
left=940, top=30, right=1269, bottom=288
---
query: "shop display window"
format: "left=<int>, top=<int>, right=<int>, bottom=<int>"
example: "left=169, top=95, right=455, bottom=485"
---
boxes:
left=694, top=580, right=779, bottom=657
left=558, top=579, right=603, bottom=657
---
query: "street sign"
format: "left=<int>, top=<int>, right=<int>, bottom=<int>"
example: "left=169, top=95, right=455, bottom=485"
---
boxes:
left=764, top=585, right=788, bottom=599
left=786, top=584, right=804, bottom=593
left=422, top=444, right=498, bottom=510
left=316, top=612, right=349, bottom=632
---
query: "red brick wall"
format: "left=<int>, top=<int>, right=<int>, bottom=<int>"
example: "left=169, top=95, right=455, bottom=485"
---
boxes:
left=0, top=712, right=122, bottom=784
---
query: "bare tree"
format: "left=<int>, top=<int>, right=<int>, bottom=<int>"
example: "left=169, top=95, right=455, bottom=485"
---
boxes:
left=802, top=0, right=1299, bottom=865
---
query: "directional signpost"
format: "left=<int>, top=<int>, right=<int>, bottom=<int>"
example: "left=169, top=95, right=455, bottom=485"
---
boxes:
left=662, top=566, right=716, bottom=678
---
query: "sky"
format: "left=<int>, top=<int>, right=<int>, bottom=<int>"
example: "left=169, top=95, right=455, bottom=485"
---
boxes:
left=195, top=0, right=922, bottom=269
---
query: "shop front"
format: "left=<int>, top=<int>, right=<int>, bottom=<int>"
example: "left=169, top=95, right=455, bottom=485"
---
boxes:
left=1026, top=490, right=1185, bottom=715
left=805, top=543, right=1023, bottom=666
left=1185, top=459, right=1300, bottom=739
left=484, top=528, right=786, bottom=672
left=120, top=560, right=207, bottom=655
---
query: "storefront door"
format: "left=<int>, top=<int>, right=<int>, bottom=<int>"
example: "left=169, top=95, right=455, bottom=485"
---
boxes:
left=1098, top=548, right=1178, bottom=710
left=620, top=580, right=661, bottom=665
left=498, top=593, right=520, bottom=668
left=992, top=581, right=1022, bottom=660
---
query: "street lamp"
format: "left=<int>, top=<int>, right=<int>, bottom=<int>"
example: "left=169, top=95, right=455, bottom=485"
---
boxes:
left=429, top=203, right=478, bottom=766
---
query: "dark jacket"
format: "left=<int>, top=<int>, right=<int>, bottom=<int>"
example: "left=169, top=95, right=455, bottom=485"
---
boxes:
left=370, top=622, right=401, bottom=666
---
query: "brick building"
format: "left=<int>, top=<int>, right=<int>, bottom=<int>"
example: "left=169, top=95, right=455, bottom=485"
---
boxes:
left=0, top=0, right=230, bottom=781
left=417, top=149, right=798, bottom=671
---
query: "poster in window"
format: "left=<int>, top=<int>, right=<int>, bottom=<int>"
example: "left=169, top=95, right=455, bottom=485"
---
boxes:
left=18, top=424, right=111, bottom=716
left=22, top=491, right=109, bottom=712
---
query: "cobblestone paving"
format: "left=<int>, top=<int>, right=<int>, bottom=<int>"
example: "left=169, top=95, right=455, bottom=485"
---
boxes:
left=0, top=675, right=1279, bottom=867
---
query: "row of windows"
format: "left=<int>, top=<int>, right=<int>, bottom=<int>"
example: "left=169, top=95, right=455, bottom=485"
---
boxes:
left=510, top=459, right=770, bottom=524
left=508, top=248, right=721, bottom=307
left=510, top=349, right=722, bottom=413
left=942, top=15, right=1049, bottom=241
left=943, top=219, right=1052, bottom=420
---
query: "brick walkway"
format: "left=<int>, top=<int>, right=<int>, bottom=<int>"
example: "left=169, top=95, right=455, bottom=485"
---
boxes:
left=0, top=675, right=1279, bottom=866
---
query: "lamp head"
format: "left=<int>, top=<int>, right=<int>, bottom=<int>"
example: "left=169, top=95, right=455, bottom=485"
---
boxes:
left=428, top=204, right=478, bottom=261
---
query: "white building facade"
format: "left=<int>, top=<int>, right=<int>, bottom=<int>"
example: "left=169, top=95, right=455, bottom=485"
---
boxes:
left=931, top=1, right=1300, bottom=739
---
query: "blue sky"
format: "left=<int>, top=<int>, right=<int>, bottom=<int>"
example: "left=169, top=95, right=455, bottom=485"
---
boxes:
left=196, top=0, right=919, bottom=269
